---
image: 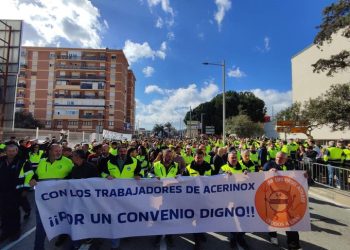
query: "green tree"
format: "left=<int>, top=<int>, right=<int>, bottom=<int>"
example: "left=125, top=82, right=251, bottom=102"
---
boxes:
left=14, top=111, right=43, bottom=129
left=225, top=114, right=264, bottom=138
left=184, top=91, right=266, bottom=134
left=312, top=0, right=350, bottom=76
left=152, top=123, right=164, bottom=137
left=312, top=83, right=350, bottom=130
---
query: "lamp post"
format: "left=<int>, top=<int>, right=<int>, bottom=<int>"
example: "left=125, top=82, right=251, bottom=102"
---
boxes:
left=202, top=60, right=226, bottom=145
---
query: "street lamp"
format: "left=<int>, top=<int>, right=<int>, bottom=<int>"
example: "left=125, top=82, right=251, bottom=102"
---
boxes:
left=202, top=60, right=226, bottom=145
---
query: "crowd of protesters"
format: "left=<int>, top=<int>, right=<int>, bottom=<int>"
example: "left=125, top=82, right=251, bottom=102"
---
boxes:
left=0, top=134, right=349, bottom=250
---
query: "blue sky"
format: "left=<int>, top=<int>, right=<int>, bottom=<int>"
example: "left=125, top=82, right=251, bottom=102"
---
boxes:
left=2, top=0, right=335, bottom=129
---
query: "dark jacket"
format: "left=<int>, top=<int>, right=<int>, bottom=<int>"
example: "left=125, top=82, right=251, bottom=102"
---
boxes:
left=182, top=160, right=212, bottom=176
left=212, top=154, right=225, bottom=175
left=70, top=161, right=99, bottom=179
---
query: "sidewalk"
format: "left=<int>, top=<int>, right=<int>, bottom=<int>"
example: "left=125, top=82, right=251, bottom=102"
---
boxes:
left=308, top=184, right=350, bottom=208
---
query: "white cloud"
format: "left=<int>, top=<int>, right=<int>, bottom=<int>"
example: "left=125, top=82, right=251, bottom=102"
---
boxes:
left=249, top=89, right=292, bottom=116
left=145, top=84, right=164, bottom=94
left=147, top=0, right=175, bottom=27
left=256, top=36, right=271, bottom=53
left=0, top=0, right=107, bottom=48
left=123, top=40, right=167, bottom=64
left=228, top=66, right=246, bottom=78
left=214, top=0, right=232, bottom=31
left=142, top=66, right=155, bottom=77
left=167, top=32, right=175, bottom=40
left=138, top=83, right=220, bottom=129
left=155, top=17, right=164, bottom=28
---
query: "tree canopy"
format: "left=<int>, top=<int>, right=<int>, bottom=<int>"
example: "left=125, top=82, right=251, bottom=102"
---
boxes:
left=312, top=0, right=350, bottom=76
left=15, top=111, right=43, bottom=129
left=184, top=91, right=266, bottom=134
left=276, top=83, right=350, bottom=136
left=225, top=114, right=264, bottom=138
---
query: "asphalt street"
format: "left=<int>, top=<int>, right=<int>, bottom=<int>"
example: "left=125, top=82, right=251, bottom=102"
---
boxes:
left=1, top=190, right=349, bottom=250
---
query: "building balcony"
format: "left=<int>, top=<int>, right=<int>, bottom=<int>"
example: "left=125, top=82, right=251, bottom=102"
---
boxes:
left=56, top=55, right=107, bottom=61
left=20, top=64, right=27, bottom=68
left=79, top=114, right=104, bottom=119
left=19, top=73, right=26, bottom=78
left=56, top=75, right=106, bottom=81
left=56, top=65, right=106, bottom=71
left=16, top=94, right=25, bottom=98
left=16, top=103, right=25, bottom=107
left=54, top=94, right=105, bottom=99
left=17, top=83, right=26, bottom=88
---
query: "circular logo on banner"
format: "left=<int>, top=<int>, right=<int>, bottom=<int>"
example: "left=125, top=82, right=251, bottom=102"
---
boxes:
left=255, top=176, right=307, bottom=228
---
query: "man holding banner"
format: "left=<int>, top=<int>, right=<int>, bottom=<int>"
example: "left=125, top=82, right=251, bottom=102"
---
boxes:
left=220, top=150, right=250, bottom=250
left=263, top=151, right=302, bottom=250
left=183, top=149, right=212, bottom=250
left=29, top=144, right=73, bottom=250
left=151, top=148, right=179, bottom=247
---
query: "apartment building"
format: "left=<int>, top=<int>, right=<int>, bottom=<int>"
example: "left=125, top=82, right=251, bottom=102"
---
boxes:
left=291, top=31, right=350, bottom=140
left=16, top=47, right=135, bottom=133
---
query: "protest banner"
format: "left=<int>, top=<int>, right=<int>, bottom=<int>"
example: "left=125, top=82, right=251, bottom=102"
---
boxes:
left=102, top=129, right=132, bottom=141
left=35, top=171, right=310, bottom=240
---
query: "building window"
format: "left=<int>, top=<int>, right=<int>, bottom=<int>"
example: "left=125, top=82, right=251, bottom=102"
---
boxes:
left=83, top=121, right=92, bottom=126
left=56, top=121, right=62, bottom=125
left=111, top=55, right=116, bottom=59
left=98, top=121, right=103, bottom=126
left=45, top=121, right=51, bottom=126
left=108, top=121, right=114, bottom=126
left=68, top=121, right=78, bottom=126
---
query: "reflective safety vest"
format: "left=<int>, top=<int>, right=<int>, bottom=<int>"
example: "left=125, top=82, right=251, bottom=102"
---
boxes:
left=205, top=145, right=211, bottom=154
left=186, top=164, right=211, bottom=176
left=29, top=150, right=44, bottom=166
left=36, top=156, right=73, bottom=180
left=323, top=147, right=344, bottom=164
left=267, top=148, right=278, bottom=160
left=153, top=161, right=178, bottom=178
left=182, top=154, right=194, bottom=166
left=239, top=160, right=256, bottom=173
left=18, top=162, right=34, bottom=189
left=221, top=163, right=247, bottom=174
left=107, top=157, right=138, bottom=178
left=137, top=155, right=150, bottom=177
left=343, top=149, right=350, bottom=161
left=109, top=148, right=118, bottom=156
left=250, top=151, right=259, bottom=166
left=280, top=165, right=288, bottom=171
left=204, top=155, right=211, bottom=164
left=0, top=143, right=5, bottom=150
left=281, top=145, right=290, bottom=156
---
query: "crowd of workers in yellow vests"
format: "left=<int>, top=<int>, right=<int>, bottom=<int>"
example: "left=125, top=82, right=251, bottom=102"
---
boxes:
left=0, top=135, right=350, bottom=250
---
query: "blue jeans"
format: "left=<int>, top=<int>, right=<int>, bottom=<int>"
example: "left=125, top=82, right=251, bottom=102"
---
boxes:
left=327, top=164, right=340, bottom=187
left=34, top=208, right=46, bottom=250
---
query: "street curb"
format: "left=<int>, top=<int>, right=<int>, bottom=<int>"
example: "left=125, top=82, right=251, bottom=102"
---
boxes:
left=308, top=184, right=350, bottom=208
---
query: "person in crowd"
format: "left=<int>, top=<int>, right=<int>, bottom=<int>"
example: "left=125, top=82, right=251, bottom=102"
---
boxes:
left=0, top=144, right=32, bottom=242
left=81, top=143, right=91, bottom=159
left=62, top=147, right=73, bottom=158
left=263, top=152, right=302, bottom=250
left=220, top=150, right=249, bottom=250
left=182, top=145, right=194, bottom=166
left=87, top=144, right=102, bottom=167
left=239, top=149, right=259, bottom=173
left=137, top=145, right=151, bottom=177
left=183, top=149, right=212, bottom=250
left=323, top=141, right=344, bottom=188
left=29, top=143, right=44, bottom=169
left=30, top=144, right=73, bottom=250
left=212, top=147, right=226, bottom=175
left=173, top=145, right=186, bottom=174
left=151, top=149, right=179, bottom=247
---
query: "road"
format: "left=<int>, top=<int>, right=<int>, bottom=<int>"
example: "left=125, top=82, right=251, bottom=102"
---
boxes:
left=1, top=190, right=349, bottom=250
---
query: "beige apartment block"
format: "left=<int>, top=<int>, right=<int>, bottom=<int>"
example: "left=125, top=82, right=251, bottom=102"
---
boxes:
left=16, top=47, right=135, bottom=133
left=291, top=32, right=350, bottom=140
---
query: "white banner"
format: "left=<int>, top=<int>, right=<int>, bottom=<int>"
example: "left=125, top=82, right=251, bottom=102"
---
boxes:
left=102, top=129, right=132, bottom=141
left=35, top=172, right=311, bottom=240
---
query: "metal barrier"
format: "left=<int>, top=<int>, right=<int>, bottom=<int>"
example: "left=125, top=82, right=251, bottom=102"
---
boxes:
left=296, top=160, right=350, bottom=191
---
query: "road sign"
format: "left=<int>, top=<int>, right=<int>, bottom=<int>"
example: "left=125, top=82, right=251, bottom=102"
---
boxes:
left=276, top=120, right=294, bottom=126
left=276, top=120, right=309, bottom=127
left=276, top=127, right=290, bottom=133
left=205, top=126, right=215, bottom=135
left=290, top=127, right=308, bottom=133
